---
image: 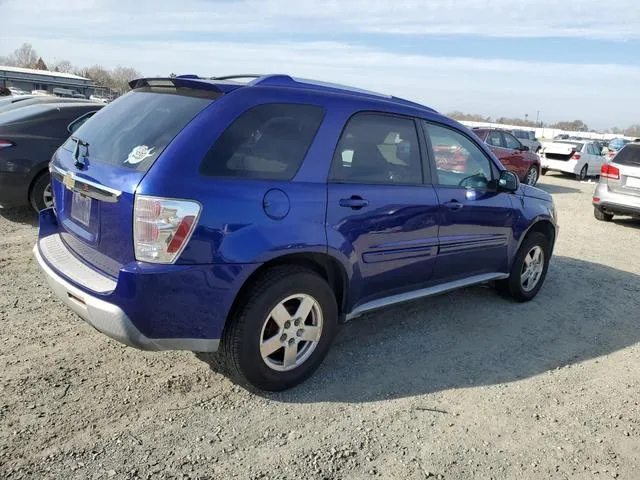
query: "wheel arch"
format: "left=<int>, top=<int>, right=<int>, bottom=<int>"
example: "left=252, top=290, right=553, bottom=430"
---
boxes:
left=226, top=252, right=350, bottom=330
left=519, top=219, right=557, bottom=252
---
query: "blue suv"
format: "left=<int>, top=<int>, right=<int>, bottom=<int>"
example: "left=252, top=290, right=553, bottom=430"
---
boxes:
left=34, top=75, right=557, bottom=390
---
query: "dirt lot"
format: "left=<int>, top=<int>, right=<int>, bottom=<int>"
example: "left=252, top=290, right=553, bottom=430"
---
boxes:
left=1, top=173, right=639, bottom=480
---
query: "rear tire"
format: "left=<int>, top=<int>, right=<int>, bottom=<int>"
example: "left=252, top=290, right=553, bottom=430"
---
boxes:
left=576, top=164, right=588, bottom=181
left=495, top=232, right=551, bottom=302
left=29, top=172, right=53, bottom=212
left=221, top=266, right=338, bottom=391
left=541, top=168, right=548, bottom=176
left=594, top=206, right=613, bottom=222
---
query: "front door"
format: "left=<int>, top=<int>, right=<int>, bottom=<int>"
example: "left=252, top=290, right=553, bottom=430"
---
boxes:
left=326, top=113, right=439, bottom=308
left=422, top=121, right=519, bottom=282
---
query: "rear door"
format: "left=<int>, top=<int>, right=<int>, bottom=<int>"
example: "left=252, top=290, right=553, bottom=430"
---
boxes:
left=586, top=143, right=605, bottom=174
left=422, top=121, right=517, bottom=281
left=49, top=85, right=220, bottom=278
left=326, top=112, right=440, bottom=307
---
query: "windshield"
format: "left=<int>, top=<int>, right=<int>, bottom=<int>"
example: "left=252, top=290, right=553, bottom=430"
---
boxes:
left=63, top=88, right=218, bottom=172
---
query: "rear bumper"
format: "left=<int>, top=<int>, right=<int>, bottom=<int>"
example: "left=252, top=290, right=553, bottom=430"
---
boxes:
left=593, top=183, right=640, bottom=216
left=0, top=171, right=29, bottom=208
left=34, top=244, right=218, bottom=351
left=540, top=158, right=581, bottom=175
left=34, top=209, right=257, bottom=352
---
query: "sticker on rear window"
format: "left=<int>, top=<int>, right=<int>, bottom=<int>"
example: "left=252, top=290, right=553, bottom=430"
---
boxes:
left=125, top=145, right=155, bottom=165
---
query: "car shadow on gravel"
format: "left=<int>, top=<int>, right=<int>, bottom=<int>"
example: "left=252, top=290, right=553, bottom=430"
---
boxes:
left=535, top=181, right=582, bottom=194
left=0, top=207, right=38, bottom=227
left=612, top=217, right=640, bottom=229
left=251, top=255, right=640, bottom=403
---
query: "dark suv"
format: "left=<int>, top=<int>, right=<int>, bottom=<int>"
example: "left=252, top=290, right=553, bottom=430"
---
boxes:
left=34, top=75, right=558, bottom=390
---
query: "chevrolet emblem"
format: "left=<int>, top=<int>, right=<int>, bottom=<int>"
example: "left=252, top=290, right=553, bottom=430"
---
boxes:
left=62, top=174, right=75, bottom=190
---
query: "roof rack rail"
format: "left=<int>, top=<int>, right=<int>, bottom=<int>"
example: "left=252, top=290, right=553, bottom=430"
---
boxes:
left=210, top=74, right=263, bottom=81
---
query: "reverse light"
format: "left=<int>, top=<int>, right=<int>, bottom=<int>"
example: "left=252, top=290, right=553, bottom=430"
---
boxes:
left=601, top=164, right=620, bottom=180
left=133, top=195, right=201, bottom=264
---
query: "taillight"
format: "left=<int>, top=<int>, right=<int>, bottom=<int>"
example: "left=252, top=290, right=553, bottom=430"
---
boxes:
left=133, top=195, right=201, bottom=264
left=593, top=197, right=600, bottom=203
left=601, top=164, right=620, bottom=180
left=572, top=152, right=581, bottom=160
left=0, top=140, right=14, bottom=149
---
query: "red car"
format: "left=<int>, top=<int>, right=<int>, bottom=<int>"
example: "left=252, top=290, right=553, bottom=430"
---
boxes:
left=472, top=128, right=541, bottom=185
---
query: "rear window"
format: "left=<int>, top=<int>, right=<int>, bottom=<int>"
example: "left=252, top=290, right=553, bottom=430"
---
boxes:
left=64, top=88, right=217, bottom=172
left=200, top=103, right=325, bottom=180
left=613, top=144, right=640, bottom=166
left=609, top=138, right=630, bottom=151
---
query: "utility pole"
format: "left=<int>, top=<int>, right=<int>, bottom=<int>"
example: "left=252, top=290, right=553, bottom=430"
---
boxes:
left=536, top=110, right=540, bottom=125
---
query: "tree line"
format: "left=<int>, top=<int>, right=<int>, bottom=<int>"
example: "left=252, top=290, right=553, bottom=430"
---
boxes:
left=0, top=43, right=140, bottom=94
left=447, top=111, right=640, bottom=136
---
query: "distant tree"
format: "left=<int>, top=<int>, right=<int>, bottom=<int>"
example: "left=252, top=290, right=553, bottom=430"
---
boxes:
left=52, top=60, right=74, bottom=73
left=447, top=111, right=492, bottom=123
left=610, top=126, right=621, bottom=134
left=35, top=57, right=48, bottom=70
left=110, top=66, right=141, bottom=93
left=80, top=65, right=113, bottom=87
left=551, top=120, right=589, bottom=132
left=5, top=43, right=39, bottom=68
left=495, top=116, right=537, bottom=127
left=623, top=124, right=640, bottom=137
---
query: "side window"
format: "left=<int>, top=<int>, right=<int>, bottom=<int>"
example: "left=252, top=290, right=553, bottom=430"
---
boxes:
left=502, top=132, right=521, bottom=150
left=487, top=131, right=504, bottom=148
left=330, top=113, right=422, bottom=185
left=200, top=103, right=324, bottom=180
left=423, top=122, right=494, bottom=188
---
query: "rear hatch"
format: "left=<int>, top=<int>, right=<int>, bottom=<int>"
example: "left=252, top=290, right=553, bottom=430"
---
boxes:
left=540, top=141, right=582, bottom=161
left=606, top=143, right=640, bottom=197
left=49, top=80, right=222, bottom=278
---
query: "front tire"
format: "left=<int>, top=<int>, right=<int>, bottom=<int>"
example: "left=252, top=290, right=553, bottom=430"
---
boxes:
left=594, top=206, right=613, bottom=222
left=222, top=267, right=338, bottom=391
left=29, top=172, right=53, bottom=212
left=496, top=232, right=551, bottom=302
left=523, top=166, right=539, bottom=186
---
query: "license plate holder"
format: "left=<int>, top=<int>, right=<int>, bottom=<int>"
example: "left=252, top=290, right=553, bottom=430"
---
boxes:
left=626, top=176, right=640, bottom=189
left=70, top=191, right=92, bottom=227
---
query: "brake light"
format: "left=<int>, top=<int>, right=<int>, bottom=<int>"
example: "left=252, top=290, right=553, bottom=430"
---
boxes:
left=593, top=197, right=600, bottom=203
left=601, top=164, right=620, bottom=180
left=0, top=140, right=14, bottom=149
left=133, top=195, right=201, bottom=263
left=572, top=152, right=581, bottom=160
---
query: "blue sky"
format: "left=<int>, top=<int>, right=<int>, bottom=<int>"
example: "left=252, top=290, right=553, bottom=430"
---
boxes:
left=2, top=0, right=640, bottom=129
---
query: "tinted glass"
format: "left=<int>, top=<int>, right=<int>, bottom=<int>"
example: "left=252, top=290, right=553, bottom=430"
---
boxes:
left=330, top=113, right=422, bottom=185
left=201, top=103, right=324, bottom=180
left=487, top=131, right=503, bottom=148
left=66, top=89, right=216, bottom=172
left=513, top=130, right=527, bottom=139
left=612, top=144, right=640, bottom=166
left=609, top=138, right=630, bottom=151
left=423, top=122, right=494, bottom=188
left=503, top=132, right=521, bottom=149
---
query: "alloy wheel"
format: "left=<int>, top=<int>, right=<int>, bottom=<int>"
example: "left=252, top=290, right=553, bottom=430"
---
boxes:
left=520, top=246, right=545, bottom=292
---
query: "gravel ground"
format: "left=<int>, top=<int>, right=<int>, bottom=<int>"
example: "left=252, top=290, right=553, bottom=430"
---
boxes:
left=1, top=173, right=639, bottom=480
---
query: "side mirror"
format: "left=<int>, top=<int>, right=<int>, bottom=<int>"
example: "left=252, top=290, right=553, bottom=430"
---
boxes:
left=498, top=170, right=519, bottom=192
left=520, top=145, right=530, bottom=152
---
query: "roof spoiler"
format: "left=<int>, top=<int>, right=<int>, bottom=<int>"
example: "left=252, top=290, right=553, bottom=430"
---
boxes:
left=128, top=77, right=224, bottom=93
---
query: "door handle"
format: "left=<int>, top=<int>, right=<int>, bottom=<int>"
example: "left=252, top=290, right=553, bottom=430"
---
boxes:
left=443, top=200, right=464, bottom=211
left=339, top=196, right=369, bottom=210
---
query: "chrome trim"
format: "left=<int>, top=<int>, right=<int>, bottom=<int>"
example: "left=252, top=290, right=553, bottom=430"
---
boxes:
left=51, top=164, right=122, bottom=203
left=33, top=244, right=219, bottom=353
left=346, top=272, right=509, bottom=320
left=38, top=233, right=117, bottom=294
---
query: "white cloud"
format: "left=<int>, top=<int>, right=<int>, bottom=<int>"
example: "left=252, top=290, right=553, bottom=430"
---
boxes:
left=1, top=0, right=639, bottom=128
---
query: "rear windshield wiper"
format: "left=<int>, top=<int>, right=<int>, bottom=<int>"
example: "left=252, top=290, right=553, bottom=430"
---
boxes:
left=70, top=136, right=90, bottom=168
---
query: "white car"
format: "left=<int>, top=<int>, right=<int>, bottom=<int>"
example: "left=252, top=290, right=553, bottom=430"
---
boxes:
left=540, top=140, right=606, bottom=180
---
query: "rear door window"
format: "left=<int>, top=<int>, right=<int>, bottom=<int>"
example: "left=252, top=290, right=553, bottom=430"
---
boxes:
left=613, top=144, right=640, bottom=166
left=487, top=131, right=503, bottom=148
left=65, top=88, right=218, bottom=172
left=200, top=103, right=325, bottom=180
